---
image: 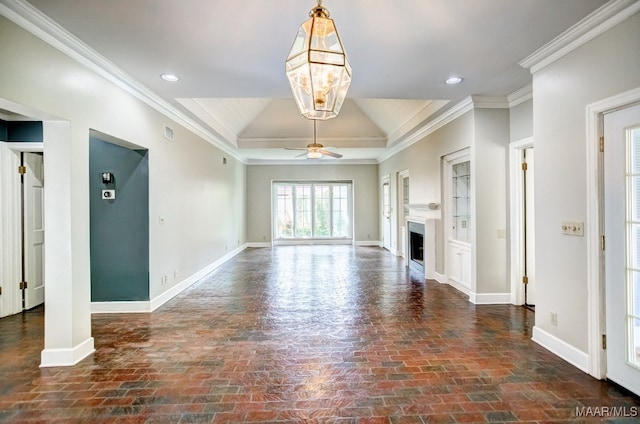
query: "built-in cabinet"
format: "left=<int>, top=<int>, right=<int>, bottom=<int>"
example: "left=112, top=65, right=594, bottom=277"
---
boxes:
left=445, top=150, right=472, bottom=290
left=448, top=240, right=471, bottom=287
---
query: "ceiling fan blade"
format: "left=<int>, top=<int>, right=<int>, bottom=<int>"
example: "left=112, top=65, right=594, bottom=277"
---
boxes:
left=320, top=149, right=342, bottom=158
left=284, top=147, right=307, bottom=151
left=295, top=152, right=308, bottom=158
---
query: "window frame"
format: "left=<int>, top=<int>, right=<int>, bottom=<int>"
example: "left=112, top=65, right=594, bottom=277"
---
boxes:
left=272, top=180, right=354, bottom=243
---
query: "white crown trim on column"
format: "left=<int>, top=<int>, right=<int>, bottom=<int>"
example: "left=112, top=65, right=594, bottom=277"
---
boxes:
left=519, top=0, right=640, bottom=74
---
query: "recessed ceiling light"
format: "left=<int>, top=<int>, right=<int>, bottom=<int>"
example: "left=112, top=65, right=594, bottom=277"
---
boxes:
left=445, top=76, right=463, bottom=85
left=161, top=73, right=180, bottom=82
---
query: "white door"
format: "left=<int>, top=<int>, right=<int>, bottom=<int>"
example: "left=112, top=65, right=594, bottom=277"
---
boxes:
left=604, top=103, right=640, bottom=396
left=524, top=148, right=536, bottom=305
left=24, top=152, right=45, bottom=310
left=382, top=178, right=391, bottom=251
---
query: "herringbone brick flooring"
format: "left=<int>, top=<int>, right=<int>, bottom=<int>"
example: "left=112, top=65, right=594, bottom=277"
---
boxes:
left=0, top=246, right=638, bottom=423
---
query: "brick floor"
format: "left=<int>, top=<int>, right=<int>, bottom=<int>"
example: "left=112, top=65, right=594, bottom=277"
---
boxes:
left=0, top=246, right=638, bottom=423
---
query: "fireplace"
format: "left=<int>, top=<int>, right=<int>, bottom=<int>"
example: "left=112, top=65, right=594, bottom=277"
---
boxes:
left=408, top=221, right=425, bottom=270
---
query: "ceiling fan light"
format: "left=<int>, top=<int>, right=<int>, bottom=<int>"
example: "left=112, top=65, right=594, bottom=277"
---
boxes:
left=285, top=1, right=352, bottom=121
left=307, top=150, right=323, bottom=159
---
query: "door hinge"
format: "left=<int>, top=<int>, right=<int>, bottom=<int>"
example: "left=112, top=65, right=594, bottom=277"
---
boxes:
left=602, top=334, right=607, bottom=350
left=18, top=165, right=26, bottom=175
left=521, top=162, right=528, bottom=171
left=601, top=235, right=605, bottom=251
left=599, top=136, right=604, bottom=153
left=522, top=275, right=529, bottom=284
left=19, top=281, right=27, bottom=290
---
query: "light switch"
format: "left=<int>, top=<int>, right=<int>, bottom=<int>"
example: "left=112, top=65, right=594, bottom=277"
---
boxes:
left=561, top=221, right=584, bottom=236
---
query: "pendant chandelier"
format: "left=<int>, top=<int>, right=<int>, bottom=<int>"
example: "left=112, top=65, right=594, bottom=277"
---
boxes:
left=285, top=0, right=352, bottom=121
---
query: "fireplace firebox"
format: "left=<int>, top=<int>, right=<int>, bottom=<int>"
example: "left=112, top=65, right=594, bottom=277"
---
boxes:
left=408, top=221, right=425, bottom=270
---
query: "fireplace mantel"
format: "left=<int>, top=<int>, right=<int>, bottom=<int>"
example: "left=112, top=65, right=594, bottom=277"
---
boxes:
left=407, top=203, right=441, bottom=221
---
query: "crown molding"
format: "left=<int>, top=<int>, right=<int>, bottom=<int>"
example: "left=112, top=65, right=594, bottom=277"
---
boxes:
left=519, top=0, right=640, bottom=74
left=0, top=0, right=246, bottom=163
left=508, top=84, right=533, bottom=108
left=471, top=96, right=510, bottom=109
left=377, top=97, right=474, bottom=163
left=246, top=158, right=378, bottom=166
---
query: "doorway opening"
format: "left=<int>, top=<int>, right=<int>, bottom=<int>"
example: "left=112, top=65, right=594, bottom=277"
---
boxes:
left=0, top=119, right=45, bottom=318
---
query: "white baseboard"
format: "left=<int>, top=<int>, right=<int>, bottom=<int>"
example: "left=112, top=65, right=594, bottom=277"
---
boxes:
left=354, top=240, right=382, bottom=247
left=446, top=279, right=473, bottom=298
left=246, top=242, right=271, bottom=248
left=91, top=301, right=151, bottom=313
left=92, top=244, right=249, bottom=314
left=273, top=239, right=353, bottom=246
left=532, top=326, right=589, bottom=373
left=470, top=292, right=512, bottom=305
left=40, top=337, right=95, bottom=367
left=433, top=272, right=447, bottom=284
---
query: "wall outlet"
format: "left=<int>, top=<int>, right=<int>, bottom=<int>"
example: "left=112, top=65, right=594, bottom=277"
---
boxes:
left=550, top=312, right=558, bottom=326
left=173, top=270, right=178, bottom=279
left=561, top=221, right=584, bottom=236
left=161, top=274, right=169, bottom=285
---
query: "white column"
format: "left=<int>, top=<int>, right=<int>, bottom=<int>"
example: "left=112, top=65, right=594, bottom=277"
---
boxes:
left=40, top=121, right=94, bottom=367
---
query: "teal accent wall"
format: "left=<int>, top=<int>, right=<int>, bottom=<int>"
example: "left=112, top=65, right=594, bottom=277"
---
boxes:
left=0, top=120, right=7, bottom=140
left=0, top=119, right=43, bottom=142
left=89, top=136, right=149, bottom=301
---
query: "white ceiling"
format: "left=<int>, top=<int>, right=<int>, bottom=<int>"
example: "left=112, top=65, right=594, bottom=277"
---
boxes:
left=13, top=0, right=610, bottom=162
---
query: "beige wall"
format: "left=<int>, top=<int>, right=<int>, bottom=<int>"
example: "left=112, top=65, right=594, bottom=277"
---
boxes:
left=532, top=11, right=640, bottom=352
left=246, top=164, right=379, bottom=243
left=379, top=111, right=474, bottom=272
left=0, top=16, right=246, bottom=357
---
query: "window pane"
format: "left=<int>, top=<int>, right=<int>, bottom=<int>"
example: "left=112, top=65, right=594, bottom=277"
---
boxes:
left=295, top=185, right=312, bottom=237
left=273, top=182, right=352, bottom=240
left=332, top=185, right=349, bottom=237
left=314, top=185, right=330, bottom=237
left=630, top=317, right=640, bottom=367
left=276, top=185, right=293, bottom=238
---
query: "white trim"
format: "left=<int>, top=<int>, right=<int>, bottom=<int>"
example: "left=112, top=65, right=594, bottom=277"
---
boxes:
left=6, top=142, right=44, bottom=152
left=508, top=85, right=533, bottom=108
left=446, top=279, right=473, bottom=299
left=246, top=242, right=272, bottom=248
left=433, top=271, right=447, bottom=284
left=519, top=0, right=640, bottom=73
left=91, top=301, right=151, bottom=313
left=273, top=239, right=353, bottom=246
left=532, top=326, right=590, bottom=373
left=247, top=159, right=377, bottom=166
left=91, top=244, right=248, bottom=314
left=585, top=87, right=640, bottom=379
left=0, top=0, right=244, bottom=163
left=471, top=96, right=509, bottom=109
left=0, top=143, right=22, bottom=317
left=508, top=137, right=534, bottom=306
left=377, top=97, right=474, bottom=163
left=354, top=240, right=382, bottom=247
left=40, top=337, right=95, bottom=367
left=469, top=292, right=512, bottom=305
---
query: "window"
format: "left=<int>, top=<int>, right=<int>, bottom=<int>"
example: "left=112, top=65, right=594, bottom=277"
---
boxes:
left=273, top=181, right=352, bottom=240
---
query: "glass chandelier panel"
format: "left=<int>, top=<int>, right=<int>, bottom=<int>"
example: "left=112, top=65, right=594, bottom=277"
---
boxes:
left=285, top=1, right=352, bottom=121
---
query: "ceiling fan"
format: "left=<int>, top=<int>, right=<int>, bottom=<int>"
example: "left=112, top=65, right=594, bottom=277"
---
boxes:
left=286, top=120, right=343, bottom=159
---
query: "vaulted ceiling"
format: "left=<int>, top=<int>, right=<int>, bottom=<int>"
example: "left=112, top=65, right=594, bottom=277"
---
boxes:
left=5, top=0, right=610, bottom=162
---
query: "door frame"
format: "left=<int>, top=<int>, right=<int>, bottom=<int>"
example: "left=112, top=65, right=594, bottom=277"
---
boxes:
left=586, top=87, right=640, bottom=379
left=381, top=175, right=391, bottom=251
left=397, top=169, right=409, bottom=257
left=0, top=142, right=43, bottom=318
left=508, top=137, right=533, bottom=305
